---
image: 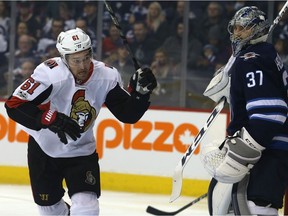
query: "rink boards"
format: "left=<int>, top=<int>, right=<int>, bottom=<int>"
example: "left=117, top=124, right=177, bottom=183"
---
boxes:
left=0, top=101, right=228, bottom=197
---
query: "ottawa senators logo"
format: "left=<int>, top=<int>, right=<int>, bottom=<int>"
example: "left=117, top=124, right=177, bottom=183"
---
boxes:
left=70, top=90, right=97, bottom=132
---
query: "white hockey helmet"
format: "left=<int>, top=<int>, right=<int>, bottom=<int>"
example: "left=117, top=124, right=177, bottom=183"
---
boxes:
left=56, top=28, right=92, bottom=61
left=228, top=6, right=269, bottom=56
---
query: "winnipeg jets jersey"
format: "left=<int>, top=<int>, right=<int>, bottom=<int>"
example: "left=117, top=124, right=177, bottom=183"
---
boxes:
left=228, top=42, right=288, bottom=150
left=5, top=57, right=150, bottom=158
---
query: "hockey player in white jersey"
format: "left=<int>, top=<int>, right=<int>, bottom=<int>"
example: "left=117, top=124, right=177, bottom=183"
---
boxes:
left=201, top=6, right=288, bottom=215
left=5, top=28, right=157, bottom=215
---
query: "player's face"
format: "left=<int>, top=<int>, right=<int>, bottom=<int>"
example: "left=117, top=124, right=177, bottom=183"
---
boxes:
left=232, top=25, right=253, bottom=40
left=67, top=49, right=92, bottom=81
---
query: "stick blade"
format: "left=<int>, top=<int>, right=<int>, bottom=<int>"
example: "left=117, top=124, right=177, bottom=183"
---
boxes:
left=146, top=206, right=174, bottom=215
left=169, top=163, right=183, bottom=202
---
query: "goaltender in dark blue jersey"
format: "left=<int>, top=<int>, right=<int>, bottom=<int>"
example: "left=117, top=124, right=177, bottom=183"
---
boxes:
left=228, top=42, right=288, bottom=149
left=201, top=6, right=288, bottom=215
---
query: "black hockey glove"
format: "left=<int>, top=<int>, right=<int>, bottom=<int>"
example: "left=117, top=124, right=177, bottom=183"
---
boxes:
left=37, top=110, right=81, bottom=144
left=128, top=68, right=157, bottom=95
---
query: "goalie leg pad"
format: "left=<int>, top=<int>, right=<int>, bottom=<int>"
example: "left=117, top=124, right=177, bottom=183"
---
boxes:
left=37, top=198, right=69, bottom=215
left=70, top=191, right=99, bottom=215
left=208, top=178, right=233, bottom=215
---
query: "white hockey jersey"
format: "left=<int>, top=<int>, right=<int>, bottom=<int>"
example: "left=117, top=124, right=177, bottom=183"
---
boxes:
left=7, top=57, right=125, bottom=158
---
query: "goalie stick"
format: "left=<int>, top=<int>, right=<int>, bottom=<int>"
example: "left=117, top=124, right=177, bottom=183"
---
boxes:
left=170, top=97, right=226, bottom=202
left=170, top=0, right=288, bottom=203
left=146, top=193, right=207, bottom=215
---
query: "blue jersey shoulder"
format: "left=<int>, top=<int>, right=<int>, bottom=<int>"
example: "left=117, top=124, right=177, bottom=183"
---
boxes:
left=236, top=42, right=276, bottom=64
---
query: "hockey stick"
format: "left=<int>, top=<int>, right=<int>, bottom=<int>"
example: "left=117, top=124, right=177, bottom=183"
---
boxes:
left=170, top=97, right=226, bottom=202
left=170, top=0, right=288, bottom=203
left=103, top=0, right=141, bottom=71
left=268, top=0, right=288, bottom=34
left=146, top=193, right=207, bottom=215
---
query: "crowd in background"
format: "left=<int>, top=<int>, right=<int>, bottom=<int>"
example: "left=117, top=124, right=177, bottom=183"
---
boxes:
left=0, top=1, right=288, bottom=109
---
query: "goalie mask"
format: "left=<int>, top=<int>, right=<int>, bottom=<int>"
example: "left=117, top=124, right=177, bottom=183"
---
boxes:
left=56, top=28, right=92, bottom=65
left=228, top=6, right=269, bottom=56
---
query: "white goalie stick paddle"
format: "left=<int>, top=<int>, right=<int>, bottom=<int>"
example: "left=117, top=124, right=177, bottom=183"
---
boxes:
left=170, top=97, right=226, bottom=202
left=146, top=193, right=207, bottom=215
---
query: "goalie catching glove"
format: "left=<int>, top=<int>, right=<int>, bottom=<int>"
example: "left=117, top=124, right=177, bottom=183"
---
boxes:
left=128, top=68, right=157, bottom=95
left=200, top=127, right=265, bottom=184
left=37, top=109, right=81, bottom=144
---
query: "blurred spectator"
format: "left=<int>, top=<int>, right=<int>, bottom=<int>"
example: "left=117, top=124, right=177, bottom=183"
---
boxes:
left=102, top=24, right=122, bottom=60
left=196, top=44, right=219, bottom=71
left=130, top=0, right=148, bottom=16
left=206, top=25, right=231, bottom=64
left=102, top=50, right=118, bottom=66
left=40, top=43, right=58, bottom=63
left=16, top=1, right=42, bottom=39
left=169, top=1, right=198, bottom=36
left=0, top=1, right=10, bottom=39
left=58, top=2, right=76, bottom=31
left=233, top=0, right=247, bottom=11
left=0, top=24, right=7, bottom=54
left=161, top=21, right=202, bottom=69
left=75, top=17, right=97, bottom=57
left=130, top=21, right=159, bottom=66
left=170, top=0, right=185, bottom=32
left=0, top=22, right=7, bottom=91
left=274, top=37, right=288, bottom=69
left=197, top=2, right=229, bottom=44
left=145, top=1, right=170, bottom=43
left=37, top=18, right=64, bottom=56
left=16, top=21, right=28, bottom=37
left=129, top=0, right=148, bottom=22
left=13, top=34, right=37, bottom=68
left=15, top=21, right=37, bottom=50
left=151, top=47, right=175, bottom=79
left=0, top=0, right=8, bottom=91
left=149, top=48, right=181, bottom=105
left=81, top=1, right=98, bottom=35
left=4, top=59, right=36, bottom=90
left=121, top=0, right=150, bottom=38
left=223, top=2, right=237, bottom=20
left=111, top=45, right=134, bottom=89
left=2, top=34, right=37, bottom=94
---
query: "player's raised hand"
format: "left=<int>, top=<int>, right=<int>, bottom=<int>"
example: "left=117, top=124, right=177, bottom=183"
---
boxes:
left=37, top=110, right=81, bottom=144
left=128, top=68, right=157, bottom=95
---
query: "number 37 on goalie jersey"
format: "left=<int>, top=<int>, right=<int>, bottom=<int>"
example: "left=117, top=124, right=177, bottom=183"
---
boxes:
left=245, top=54, right=288, bottom=97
